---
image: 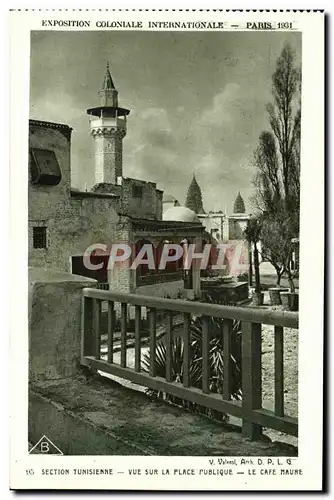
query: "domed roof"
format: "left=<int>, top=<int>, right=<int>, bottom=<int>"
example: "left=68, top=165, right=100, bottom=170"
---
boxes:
left=163, top=206, right=200, bottom=223
left=163, top=193, right=177, bottom=202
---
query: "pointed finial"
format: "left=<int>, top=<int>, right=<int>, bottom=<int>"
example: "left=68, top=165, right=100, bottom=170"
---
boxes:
left=101, top=61, right=116, bottom=90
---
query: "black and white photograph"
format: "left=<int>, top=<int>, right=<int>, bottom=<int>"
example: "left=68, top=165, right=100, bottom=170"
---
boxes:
left=9, top=9, right=324, bottom=491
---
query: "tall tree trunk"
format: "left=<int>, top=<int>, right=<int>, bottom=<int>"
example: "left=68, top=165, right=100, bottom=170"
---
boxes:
left=274, top=265, right=283, bottom=286
left=276, top=272, right=282, bottom=287
left=253, top=242, right=261, bottom=294
left=248, top=243, right=253, bottom=287
left=287, top=268, right=295, bottom=293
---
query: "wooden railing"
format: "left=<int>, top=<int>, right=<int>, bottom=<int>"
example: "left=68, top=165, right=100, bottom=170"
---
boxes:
left=96, top=282, right=109, bottom=290
left=81, top=288, right=298, bottom=440
left=136, top=270, right=183, bottom=286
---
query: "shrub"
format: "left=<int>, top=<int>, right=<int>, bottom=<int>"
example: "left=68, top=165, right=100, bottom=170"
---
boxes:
left=142, top=312, right=242, bottom=422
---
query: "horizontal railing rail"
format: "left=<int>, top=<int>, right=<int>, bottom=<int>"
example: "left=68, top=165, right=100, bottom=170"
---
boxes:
left=96, top=282, right=110, bottom=290
left=83, top=288, right=298, bottom=328
left=136, top=270, right=183, bottom=286
left=81, top=288, right=298, bottom=440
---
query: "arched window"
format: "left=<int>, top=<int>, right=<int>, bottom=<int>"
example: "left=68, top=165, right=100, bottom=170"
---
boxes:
left=135, top=239, right=154, bottom=280
left=155, top=240, right=181, bottom=274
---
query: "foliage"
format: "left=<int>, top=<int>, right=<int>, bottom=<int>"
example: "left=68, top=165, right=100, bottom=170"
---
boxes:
left=185, top=174, right=205, bottom=214
left=233, top=192, right=246, bottom=214
left=252, top=42, right=301, bottom=291
left=141, top=301, right=242, bottom=422
left=244, top=217, right=262, bottom=294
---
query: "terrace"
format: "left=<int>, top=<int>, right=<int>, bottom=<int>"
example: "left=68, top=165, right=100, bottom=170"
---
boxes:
left=29, top=268, right=298, bottom=455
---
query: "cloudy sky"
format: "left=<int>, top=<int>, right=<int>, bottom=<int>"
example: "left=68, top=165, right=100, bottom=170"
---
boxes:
left=30, top=30, right=301, bottom=213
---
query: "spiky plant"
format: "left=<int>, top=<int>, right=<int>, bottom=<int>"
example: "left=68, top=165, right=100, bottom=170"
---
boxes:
left=141, top=309, right=242, bottom=422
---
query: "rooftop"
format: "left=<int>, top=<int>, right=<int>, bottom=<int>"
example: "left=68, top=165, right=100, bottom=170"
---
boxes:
left=70, top=189, right=119, bottom=199
left=29, top=119, right=72, bottom=140
left=163, top=206, right=201, bottom=224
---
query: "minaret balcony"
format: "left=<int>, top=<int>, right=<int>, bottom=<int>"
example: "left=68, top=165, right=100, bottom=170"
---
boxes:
left=90, top=116, right=127, bottom=133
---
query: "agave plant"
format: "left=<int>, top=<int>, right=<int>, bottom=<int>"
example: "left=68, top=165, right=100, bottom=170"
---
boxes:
left=142, top=302, right=242, bottom=422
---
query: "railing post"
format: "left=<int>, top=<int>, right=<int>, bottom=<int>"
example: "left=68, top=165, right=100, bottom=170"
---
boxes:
left=107, top=301, right=115, bottom=364
left=223, top=319, right=233, bottom=401
left=81, top=296, right=94, bottom=363
left=183, top=313, right=191, bottom=387
left=120, top=303, right=127, bottom=368
left=148, top=308, right=157, bottom=377
left=93, top=298, right=101, bottom=360
left=134, top=306, right=141, bottom=372
left=166, top=312, right=173, bottom=382
left=202, top=316, right=210, bottom=394
left=274, top=326, right=284, bottom=416
left=242, top=321, right=262, bottom=440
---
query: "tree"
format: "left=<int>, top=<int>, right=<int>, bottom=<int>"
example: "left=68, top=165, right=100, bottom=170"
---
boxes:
left=266, top=43, right=301, bottom=214
left=252, top=42, right=301, bottom=290
left=244, top=217, right=262, bottom=295
left=185, top=173, right=205, bottom=214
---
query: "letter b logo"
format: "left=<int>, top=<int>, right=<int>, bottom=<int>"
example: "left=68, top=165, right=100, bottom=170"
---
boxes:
left=40, top=440, right=50, bottom=453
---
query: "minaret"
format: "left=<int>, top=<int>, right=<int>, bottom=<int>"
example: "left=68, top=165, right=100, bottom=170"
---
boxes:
left=87, top=62, right=130, bottom=185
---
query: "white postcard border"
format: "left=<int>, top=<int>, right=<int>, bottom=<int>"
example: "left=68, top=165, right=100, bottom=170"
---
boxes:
left=9, top=9, right=324, bottom=491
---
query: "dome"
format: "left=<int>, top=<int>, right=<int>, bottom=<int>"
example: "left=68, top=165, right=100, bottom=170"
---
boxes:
left=163, top=206, right=200, bottom=223
left=163, top=193, right=176, bottom=203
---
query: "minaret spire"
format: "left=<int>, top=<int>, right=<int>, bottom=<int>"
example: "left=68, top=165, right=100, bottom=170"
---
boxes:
left=102, top=61, right=116, bottom=90
left=97, top=60, right=118, bottom=107
left=86, top=61, right=130, bottom=186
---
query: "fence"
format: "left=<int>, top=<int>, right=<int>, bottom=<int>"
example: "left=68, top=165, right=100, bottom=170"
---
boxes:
left=80, top=288, right=298, bottom=440
left=96, top=282, right=109, bottom=290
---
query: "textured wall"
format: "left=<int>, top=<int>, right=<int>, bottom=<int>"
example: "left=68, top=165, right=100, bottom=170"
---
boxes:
left=92, top=130, right=124, bottom=184
left=228, top=216, right=249, bottom=240
left=136, top=280, right=185, bottom=299
left=29, top=268, right=97, bottom=381
left=121, top=178, right=162, bottom=220
left=29, top=123, right=120, bottom=274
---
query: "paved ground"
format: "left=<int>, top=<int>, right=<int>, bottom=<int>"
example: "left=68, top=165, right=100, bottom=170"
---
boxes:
left=98, top=312, right=298, bottom=449
left=258, top=262, right=299, bottom=290
left=32, top=376, right=297, bottom=456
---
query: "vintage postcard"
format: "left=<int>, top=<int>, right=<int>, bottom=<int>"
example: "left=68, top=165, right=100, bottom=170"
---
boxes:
left=9, top=9, right=324, bottom=491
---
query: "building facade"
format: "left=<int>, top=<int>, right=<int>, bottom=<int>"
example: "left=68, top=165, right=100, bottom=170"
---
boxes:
left=29, top=64, right=204, bottom=299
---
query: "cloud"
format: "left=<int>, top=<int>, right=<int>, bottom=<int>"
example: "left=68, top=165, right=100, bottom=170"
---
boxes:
left=124, top=106, right=180, bottom=187
left=123, top=85, right=258, bottom=212
left=200, top=83, right=241, bottom=128
left=30, top=90, right=84, bottom=124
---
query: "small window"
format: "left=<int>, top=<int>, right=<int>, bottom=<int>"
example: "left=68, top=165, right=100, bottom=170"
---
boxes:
left=33, top=226, right=47, bottom=249
left=132, top=185, right=143, bottom=198
left=30, top=148, right=62, bottom=186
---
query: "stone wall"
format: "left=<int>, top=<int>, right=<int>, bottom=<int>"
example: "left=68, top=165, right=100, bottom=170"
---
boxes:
left=29, top=268, right=97, bottom=381
left=29, top=122, right=72, bottom=220
left=108, top=218, right=134, bottom=294
left=29, top=122, right=120, bottom=274
left=228, top=215, right=250, bottom=240
left=121, top=177, right=162, bottom=220
left=198, top=213, right=225, bottom=241
left=136, top=280, right=185, bottom=299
